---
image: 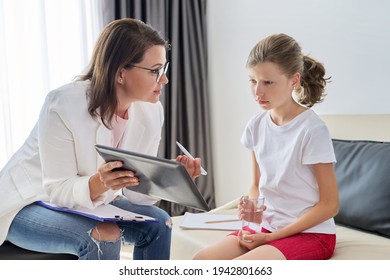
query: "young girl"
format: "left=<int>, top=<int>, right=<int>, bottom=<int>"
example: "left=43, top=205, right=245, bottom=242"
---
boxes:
left=193, top=33, right=339, bottom=260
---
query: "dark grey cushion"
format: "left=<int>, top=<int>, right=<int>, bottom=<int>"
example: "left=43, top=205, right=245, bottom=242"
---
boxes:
left=333, top=139, right=390, bottom=238
left=0, top=241, right=78, bottom=260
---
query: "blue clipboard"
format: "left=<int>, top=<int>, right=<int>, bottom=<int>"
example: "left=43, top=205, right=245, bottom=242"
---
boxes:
left=36, top=201, right=157, bottom=223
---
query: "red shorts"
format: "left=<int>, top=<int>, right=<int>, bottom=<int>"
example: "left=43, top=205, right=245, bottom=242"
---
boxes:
left=230, top=227, right=336, bottom=260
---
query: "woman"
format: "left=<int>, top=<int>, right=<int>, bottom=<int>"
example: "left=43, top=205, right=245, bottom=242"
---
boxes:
left=0, top=18, right=201, bottom=260
left=193, top=33, right=338, bottom=260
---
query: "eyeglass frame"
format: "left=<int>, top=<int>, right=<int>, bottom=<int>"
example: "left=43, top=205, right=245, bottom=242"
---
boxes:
left=124, top=62, right=169, bottom=82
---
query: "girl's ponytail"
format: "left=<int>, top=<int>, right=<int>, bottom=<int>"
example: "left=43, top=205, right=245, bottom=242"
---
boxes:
left=295, top=55, right=331, bottom=107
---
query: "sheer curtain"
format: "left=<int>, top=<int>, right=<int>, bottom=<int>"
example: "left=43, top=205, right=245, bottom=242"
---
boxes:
left=0, top=0, right=114, bottom=168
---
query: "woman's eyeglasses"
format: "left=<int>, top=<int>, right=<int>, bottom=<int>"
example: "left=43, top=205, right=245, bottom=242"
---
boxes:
left=126, top=62, right=169, bottom=83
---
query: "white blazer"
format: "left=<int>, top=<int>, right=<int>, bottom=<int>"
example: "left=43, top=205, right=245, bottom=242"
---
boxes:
left=0, top=80, right=164, bottom=244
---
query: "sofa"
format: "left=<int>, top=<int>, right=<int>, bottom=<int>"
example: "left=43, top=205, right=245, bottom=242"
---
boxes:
left=3, top=138, right=388, bottom=260
left=0, top=241, right=77, bottom=260
left=170, top=139, right=390, bottom=259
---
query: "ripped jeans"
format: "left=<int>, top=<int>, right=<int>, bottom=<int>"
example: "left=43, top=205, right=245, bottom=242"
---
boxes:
left=6, top=196, right=172, bottom=260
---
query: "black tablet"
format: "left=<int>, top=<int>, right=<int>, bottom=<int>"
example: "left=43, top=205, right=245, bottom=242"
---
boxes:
left=95, top=144, right=210, bottom=212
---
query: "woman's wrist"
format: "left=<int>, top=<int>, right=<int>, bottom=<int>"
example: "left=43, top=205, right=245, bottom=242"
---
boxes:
left=89, top=174, right=108, bottom=200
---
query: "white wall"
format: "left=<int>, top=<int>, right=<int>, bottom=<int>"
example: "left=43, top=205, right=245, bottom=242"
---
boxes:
left=207, top=0, right=390, bottom=206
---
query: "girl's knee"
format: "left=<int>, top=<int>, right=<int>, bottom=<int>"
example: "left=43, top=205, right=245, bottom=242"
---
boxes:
left=90, top=222, right=121, bottom=242
left=192, top=249, right=209, bottom=260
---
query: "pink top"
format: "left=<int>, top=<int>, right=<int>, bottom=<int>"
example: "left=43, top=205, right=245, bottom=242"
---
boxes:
left=111, top=115, right=128, bottom=148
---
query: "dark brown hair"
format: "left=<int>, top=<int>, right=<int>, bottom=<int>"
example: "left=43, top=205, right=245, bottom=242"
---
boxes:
left=77, top=18, right=169, bottom=128
left=246, top=33, right=330, bottom=107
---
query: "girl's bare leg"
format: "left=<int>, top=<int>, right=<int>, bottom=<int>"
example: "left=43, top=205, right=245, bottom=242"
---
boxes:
left=235, top=244, right=286, bottom=260
left=192, top=236, right=248, bottom=260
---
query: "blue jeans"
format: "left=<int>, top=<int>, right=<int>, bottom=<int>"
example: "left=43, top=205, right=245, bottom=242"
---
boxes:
left=6, top=196, right=172, bottom=260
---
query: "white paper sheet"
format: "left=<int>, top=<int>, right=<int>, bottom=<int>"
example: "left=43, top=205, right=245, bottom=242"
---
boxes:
left=179, top=212, right=242, bottom=231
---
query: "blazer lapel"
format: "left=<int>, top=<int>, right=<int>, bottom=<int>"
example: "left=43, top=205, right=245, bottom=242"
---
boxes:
left=121, top=119, right=145, bottom=152
left=95, top=121, right=111, bottom=167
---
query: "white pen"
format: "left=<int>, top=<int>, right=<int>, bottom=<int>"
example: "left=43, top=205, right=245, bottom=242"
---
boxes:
left=176, top=141, right=207, bottom=175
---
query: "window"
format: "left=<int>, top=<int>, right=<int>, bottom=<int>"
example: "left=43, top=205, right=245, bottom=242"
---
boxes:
left=0, top=0, right=112, bottom=167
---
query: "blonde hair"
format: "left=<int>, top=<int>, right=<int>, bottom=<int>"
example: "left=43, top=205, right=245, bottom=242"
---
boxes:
left=246, top=33, right=330, bottom=107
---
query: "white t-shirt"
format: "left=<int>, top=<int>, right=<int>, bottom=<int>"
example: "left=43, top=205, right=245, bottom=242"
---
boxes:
left=241, top=109, right=337, bottom=234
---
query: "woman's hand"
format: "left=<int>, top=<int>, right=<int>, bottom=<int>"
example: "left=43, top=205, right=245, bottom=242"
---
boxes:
left=176, top=155, right=202, bottom=180
left=89, top=161, right=139, bottom=200
left=98, top=161, right=139, bottom=190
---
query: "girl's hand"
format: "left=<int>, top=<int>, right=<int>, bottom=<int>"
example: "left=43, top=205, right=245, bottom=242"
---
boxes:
left=237, top=230, right=268, bottom=250
left=97, top=161, right=139, bottom=191
left=176, top=155, right=201, bottom=180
